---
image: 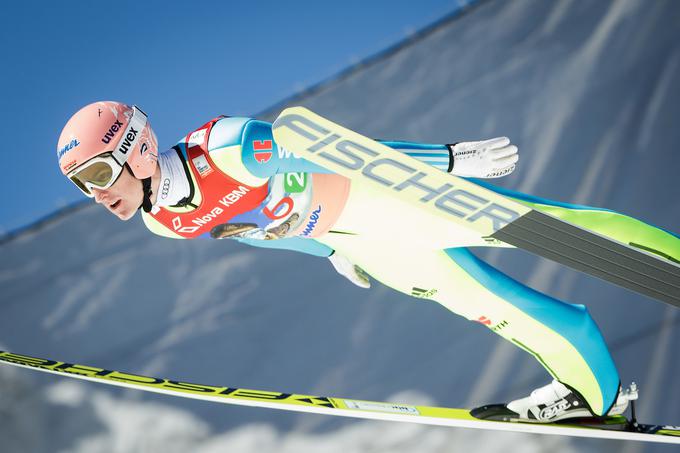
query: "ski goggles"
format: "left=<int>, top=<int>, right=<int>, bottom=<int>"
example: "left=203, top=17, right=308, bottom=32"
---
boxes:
left=67, top=106, right=148, bottom=197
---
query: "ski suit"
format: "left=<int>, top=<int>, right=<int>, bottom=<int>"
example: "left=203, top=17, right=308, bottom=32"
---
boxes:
left=142, top=116, right=680, bottom=416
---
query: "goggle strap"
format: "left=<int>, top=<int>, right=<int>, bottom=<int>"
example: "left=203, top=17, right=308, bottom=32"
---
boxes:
left=111, top=106, right=148, bottom=166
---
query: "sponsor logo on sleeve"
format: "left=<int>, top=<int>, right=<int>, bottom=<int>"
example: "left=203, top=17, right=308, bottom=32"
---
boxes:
left=278, top=145, right=297, bottom=159
left=253, top=140, right=273, bottom=163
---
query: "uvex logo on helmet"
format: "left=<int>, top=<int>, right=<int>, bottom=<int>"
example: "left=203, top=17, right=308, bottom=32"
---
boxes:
left=101, top=120, right=124, bottom=144
left=117, top=128, right=139, bottom=155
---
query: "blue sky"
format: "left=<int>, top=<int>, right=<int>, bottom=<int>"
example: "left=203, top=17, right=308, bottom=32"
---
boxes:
left=0, top=0, right=469, bottom=233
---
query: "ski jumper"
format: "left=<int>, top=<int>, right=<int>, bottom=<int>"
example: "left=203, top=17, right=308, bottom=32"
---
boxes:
left=142, top=116, right=680, bottom=416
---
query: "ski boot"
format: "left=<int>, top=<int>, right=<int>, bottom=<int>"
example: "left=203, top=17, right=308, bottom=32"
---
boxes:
left=471, top=380, right=638, bottom=423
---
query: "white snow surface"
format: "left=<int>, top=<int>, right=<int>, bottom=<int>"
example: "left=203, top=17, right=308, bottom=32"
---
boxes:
left=2, top=1, right=680, bottom=452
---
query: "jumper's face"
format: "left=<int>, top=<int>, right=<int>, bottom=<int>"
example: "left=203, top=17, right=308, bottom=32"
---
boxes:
left=91, top=167, right=142, bottom=220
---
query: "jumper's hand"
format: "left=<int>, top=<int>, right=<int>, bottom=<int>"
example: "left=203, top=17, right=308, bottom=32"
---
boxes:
left=328, top=252, right=371, bottom=289
left=448, top=137, right=519, bottom=178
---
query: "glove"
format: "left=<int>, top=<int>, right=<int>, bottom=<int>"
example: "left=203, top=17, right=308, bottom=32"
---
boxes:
left=328, top=252, right=371, bottom=289
left=448, top=137, right=519, bottom=178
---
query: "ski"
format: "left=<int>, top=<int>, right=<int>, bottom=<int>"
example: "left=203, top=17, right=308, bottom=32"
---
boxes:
left=0, top=350, right=678, bottom=444
left=271, top=107, right=680, bottom=308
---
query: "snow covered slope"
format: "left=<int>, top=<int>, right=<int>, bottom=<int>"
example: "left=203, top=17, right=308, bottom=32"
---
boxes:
left=2, top=1, right=679, bottom=452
